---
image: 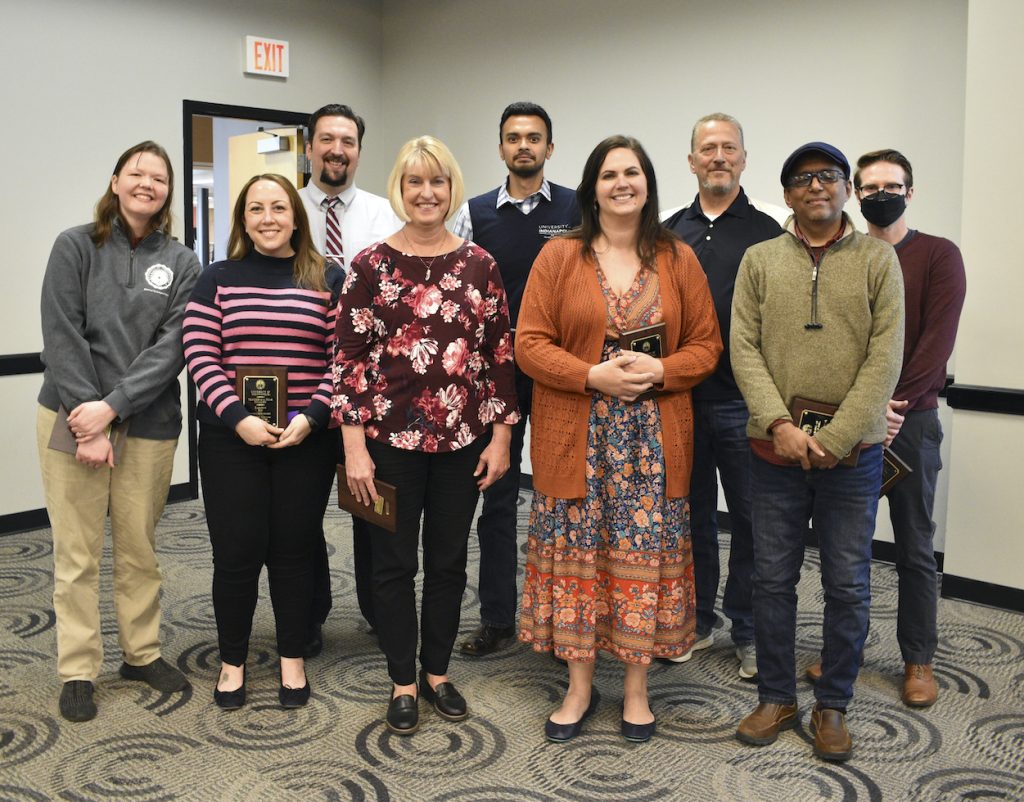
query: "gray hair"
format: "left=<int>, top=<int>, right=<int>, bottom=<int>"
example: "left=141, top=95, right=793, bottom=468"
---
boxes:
left=690, top=113, right=745, bottom=152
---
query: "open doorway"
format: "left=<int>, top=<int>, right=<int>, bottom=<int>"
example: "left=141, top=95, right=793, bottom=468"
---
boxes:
left=183, top=100, right=309, bottom=267
left=181, top=100, right=311, bottom=496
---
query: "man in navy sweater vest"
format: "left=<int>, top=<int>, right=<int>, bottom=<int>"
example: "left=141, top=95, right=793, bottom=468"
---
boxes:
left=452, top=102, right=580, bottom=656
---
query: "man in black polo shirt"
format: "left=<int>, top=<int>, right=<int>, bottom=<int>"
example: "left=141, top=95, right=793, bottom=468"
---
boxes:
left=662, top=113, right=783, bottom=678
left=451, top=101, right=580, bottom=656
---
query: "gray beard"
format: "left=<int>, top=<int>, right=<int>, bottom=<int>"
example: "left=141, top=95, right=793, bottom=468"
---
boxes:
left=700, top=178, right=735, bottom=196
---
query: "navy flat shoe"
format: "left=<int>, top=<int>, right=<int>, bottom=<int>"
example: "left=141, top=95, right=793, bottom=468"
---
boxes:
left=544, top=689, right=600, bottom=743
left=621, top=713, right=657, bottom=743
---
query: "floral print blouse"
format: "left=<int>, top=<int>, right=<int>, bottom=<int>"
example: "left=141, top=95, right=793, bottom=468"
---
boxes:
left=332, top=240, right=520, bottom=452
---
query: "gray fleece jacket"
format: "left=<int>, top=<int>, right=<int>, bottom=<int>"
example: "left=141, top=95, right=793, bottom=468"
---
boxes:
left=730, top=214, right=905, bottom=459
left=38, top=219, right=201, bottom=440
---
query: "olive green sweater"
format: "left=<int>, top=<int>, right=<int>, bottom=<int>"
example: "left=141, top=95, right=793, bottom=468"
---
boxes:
left=730, top=215, right=905, bottom=460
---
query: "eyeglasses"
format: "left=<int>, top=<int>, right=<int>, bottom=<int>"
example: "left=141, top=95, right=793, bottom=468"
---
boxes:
left=857, top=183, right=906, bottom=195
left=786, top=169, right=846, bottom=188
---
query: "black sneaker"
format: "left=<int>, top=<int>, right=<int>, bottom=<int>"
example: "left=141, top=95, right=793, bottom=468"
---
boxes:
left=120, top=657, right=190, bottom=693
left=59, top=680, right=97, bottom=722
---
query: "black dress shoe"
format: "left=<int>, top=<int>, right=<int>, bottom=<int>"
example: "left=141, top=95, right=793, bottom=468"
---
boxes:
left=545, top=690, right=600, bottom=743
left=459, top=624, right=516, bottom=657
left=621, top=713, right=657, bottom=743
left=419, top=669, right=468, bottom=721
left=214, top=670, right=246, bottom=711
left=279, top=680, right=311, bottom=709
left=303, top=623, right=323, bottom=659
left=387, top=693, right=420, bottom=735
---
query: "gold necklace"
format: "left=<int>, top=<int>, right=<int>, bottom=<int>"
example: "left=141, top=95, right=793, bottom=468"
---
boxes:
left=402, top=227, right=449, bottom=281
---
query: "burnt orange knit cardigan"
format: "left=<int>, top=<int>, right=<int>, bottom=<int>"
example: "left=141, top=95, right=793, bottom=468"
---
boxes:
left=516, top=237, right=722, bottom=499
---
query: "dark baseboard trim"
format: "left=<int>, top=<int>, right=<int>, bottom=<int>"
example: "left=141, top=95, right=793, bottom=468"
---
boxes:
left=941, top=574, right=1024, bottom=613
left=0, top=352, right=43, bottom=376
left=946, top=383, right=1024, bottom=416
left=0, top=508, right=49, bottom=534
left=0, top=482, right=196, bottom=536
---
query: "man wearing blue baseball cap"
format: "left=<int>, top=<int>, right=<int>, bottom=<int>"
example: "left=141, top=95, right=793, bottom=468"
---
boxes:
left=729, top=142, right=905, bottom=761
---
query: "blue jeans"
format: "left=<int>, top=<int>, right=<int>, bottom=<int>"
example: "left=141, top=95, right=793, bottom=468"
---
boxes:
left=751, top=446, right=882, bottom=710
left=689, top=398, right=754, bottom=645
left=887, top=409, right=942, bottom=664
left=473, top=371, right=531, bottom=629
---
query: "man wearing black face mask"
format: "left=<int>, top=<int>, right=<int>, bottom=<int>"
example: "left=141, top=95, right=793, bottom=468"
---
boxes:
left=806, top=149, right=967, bottom=710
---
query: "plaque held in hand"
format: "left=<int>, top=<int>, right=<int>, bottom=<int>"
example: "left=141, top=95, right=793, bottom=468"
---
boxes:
left=234, top=365, right=288, bottom=427
left=618, top=322, right=666, bottom=402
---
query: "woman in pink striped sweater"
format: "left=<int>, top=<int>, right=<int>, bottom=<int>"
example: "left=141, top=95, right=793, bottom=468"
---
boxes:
left=183, top=174, right=343, bottom=711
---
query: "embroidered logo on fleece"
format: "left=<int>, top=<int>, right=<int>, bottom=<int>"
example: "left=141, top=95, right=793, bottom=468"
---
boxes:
left=144, top=264, right=174, bottom=294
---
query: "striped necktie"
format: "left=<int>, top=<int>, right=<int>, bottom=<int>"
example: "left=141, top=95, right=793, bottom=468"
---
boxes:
left=322, top=196, right=345, bottom=267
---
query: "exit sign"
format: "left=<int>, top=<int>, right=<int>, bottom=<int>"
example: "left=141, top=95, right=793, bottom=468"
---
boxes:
left=245, top=35, right=289, bottom=78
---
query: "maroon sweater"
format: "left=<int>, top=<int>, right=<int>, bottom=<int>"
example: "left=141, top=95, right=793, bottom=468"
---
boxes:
left=894, top=231, right=966, bottom=410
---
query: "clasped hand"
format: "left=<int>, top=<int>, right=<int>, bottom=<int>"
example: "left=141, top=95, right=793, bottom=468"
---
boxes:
left=587, top=353, right=661, bottom=402
left=772, top=421, right=838, bottom=471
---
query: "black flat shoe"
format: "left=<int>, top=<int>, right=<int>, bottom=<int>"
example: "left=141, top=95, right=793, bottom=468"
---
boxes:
left=458, top=624, right=516, bottom=657
left=387, top=693, right=420, bottom=735
left=279, top=680, right=310, bottom=709
left=419, top=669, right=468, bottom=721
left=214, top=670, right=246, bottom=711
left=545, top=689, right=600, bottom=743
left=621, top=713, right=657, bottom=743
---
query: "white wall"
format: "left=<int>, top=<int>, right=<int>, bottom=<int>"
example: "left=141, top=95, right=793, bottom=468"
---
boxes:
left=2, top=0, right=386, bottom=520
left=381, top=0, right=967, bottom=240
left=943, top=0, right=1024, bottom=592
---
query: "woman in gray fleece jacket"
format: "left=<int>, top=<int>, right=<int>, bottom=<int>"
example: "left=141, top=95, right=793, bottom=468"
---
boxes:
left=37, top=141, right=200, bottom=723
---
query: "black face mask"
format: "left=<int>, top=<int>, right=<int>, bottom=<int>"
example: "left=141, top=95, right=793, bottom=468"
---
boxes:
left=859, top=191, right=906, bottom=228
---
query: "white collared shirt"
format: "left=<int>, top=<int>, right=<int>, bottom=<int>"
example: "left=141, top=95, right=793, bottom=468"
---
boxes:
left=298, top=182, right=403, bottom=268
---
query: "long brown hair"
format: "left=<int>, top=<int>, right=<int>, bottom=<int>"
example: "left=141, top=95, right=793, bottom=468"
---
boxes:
left=91, top=141, right=174, bottom=247
left=227, top=174, right=326, bottom=291
left=569, top=135, right=677, bottom=269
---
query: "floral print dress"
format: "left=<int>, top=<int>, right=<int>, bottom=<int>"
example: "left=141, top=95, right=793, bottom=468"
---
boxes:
left=519, top=265, right=696, bottom=663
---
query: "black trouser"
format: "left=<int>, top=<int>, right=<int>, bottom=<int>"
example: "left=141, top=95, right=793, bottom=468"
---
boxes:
left=351, top=517, right=376, bottom=627
left=199, top=423, right=337, bottom=665
left=473, top=369, right=531, bottom=628
left=364, top=435, right=487, bottom=685
left=310, top=431, right=342, bottom=629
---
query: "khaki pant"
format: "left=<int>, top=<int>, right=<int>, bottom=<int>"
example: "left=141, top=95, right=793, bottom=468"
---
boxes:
left=37, top=406, right=176, bottom=681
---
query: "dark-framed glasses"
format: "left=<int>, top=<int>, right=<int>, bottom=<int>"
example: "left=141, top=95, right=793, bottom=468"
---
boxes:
left=786, top=169, right=845, bottom=188
left=858, top=183, right=906, bottom=196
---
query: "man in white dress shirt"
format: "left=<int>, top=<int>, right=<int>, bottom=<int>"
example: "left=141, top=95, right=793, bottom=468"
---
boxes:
left=298, top=104, right=401, bottom=656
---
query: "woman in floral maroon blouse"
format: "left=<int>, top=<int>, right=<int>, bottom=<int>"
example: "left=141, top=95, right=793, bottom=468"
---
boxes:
left=332, top=136, right=519, bottom=736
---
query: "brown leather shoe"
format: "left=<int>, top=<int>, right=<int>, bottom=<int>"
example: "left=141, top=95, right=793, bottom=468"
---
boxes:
left=902, top=663, right=938, bottom=707
left=810, top=705, right=852, bottom=761
left=736, top=702, right=798, bottom=746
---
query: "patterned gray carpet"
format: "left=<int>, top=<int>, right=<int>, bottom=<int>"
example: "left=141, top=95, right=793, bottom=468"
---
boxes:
left=2, top=491, right=1024, bottom=801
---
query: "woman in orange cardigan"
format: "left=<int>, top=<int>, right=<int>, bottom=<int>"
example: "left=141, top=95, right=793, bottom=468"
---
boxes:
left=517, top=135, right=722, bottom=743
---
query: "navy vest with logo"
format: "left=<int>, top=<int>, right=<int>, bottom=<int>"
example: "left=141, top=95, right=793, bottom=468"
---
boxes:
left=467, top=182, right=579, bottom=327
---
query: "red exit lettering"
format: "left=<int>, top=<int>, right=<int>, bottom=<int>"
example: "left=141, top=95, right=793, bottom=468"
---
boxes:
left=253, top=40, right=285, bottom=72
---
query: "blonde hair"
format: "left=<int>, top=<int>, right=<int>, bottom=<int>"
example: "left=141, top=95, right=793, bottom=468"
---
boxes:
left=387, top=136, right=465, bottom=222
left=227, top=174, right=326, bottom=291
